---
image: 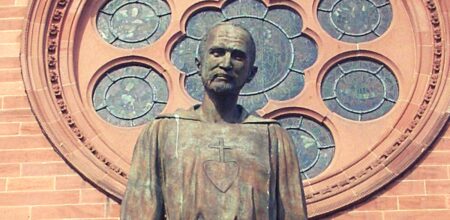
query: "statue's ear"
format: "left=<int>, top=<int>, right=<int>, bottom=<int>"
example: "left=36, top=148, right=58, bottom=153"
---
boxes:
left=195, top=57, right=201, bottom=69
left=247, top=66, right=258, bottom=83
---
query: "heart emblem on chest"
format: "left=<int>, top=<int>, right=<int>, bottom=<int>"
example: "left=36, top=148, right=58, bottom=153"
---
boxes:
left=203, top=160, right=239, bottom=193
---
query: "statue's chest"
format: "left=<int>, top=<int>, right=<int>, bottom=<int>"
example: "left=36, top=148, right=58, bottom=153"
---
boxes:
left=160, top=120, right=271, bottom=191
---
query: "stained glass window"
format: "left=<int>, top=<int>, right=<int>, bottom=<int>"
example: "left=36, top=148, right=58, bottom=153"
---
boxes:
left=278, top=116, right=335, bottom=179
left=93, top=65, right=168, bottom=127
left=321, top=58, right=398, bottom=121
left=171, top=0, right=318, bottom=112
left=318, top=0, right=392, bottom=43
left=97, top=0, right=171, bottom=48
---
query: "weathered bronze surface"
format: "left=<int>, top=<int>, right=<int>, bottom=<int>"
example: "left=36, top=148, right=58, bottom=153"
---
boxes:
left=121, top=23, right=308, bottom=219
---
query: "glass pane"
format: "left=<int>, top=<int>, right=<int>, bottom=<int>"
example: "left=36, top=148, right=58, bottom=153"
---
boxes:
left=292, top=35, right=318, bottom=71
left=265, top=7, right=302, bottom=37
left=318, top=0, right=392, bottom=43
left=322, top=58, right=398, bottom=121
left=96, top=0, right=171, bottom=48
left=237, top=94, right=268, bottom=113
left=186, top=10, right=225, bottom=39
left=93, top=65, right=168, bottom=126
left=266, top=71, right=304, bottom=101
left=171, top=37, right=200, bottom=74
left=279, top=116, right=335, bottom=179
left=222, top=0, right=267, bottom=19
left=185, top=73, right=204, bottom=101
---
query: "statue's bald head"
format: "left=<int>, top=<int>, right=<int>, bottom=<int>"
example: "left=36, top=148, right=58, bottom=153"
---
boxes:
left=197, top=22, right=257, bottom=67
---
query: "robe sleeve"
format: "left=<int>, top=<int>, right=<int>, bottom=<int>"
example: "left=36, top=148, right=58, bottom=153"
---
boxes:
left=121, top=121, right=164, bottom=220
left=270, top=124, right=308, bottom=220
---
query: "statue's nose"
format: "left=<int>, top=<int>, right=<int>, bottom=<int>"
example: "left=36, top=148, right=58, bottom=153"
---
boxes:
left=219, top=52, right=232, bottom=70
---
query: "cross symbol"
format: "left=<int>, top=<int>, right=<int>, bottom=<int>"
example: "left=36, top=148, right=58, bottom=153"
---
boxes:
left=209, top=138, right=234, bottom=162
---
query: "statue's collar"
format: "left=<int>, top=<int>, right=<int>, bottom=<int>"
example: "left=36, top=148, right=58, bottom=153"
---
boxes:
left=156, top=104, right=278, bottom=124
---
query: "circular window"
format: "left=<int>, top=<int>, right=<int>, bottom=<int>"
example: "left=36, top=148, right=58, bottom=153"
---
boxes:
left=97, top=0, right=171, bottom=48
left=92, top=65, right=168, bottom=127
left=317, top=0, right=393, bottom=42
left=321, top=58, right=399, bottom=121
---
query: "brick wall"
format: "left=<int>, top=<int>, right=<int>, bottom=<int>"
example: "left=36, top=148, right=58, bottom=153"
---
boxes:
left=0, top=0, right=449, bottom=219
left=0, top=1, right=120, bottom=219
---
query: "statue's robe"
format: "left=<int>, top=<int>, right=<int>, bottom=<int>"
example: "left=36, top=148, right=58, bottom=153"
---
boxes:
left=121, top=105, right=307, bottom=219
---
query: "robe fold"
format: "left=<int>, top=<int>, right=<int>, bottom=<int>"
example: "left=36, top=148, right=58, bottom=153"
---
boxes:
left=121, top=106, right=307, bottom=219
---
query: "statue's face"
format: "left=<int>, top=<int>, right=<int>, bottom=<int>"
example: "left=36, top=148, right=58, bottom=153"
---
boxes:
left=198, top=25, right=256, bottom=95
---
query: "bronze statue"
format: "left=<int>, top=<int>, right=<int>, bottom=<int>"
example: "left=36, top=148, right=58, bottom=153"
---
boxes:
left=121, top=23, right=308, bottom=219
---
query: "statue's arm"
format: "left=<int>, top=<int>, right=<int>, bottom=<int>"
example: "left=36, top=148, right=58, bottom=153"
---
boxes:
left=121, top=121, right=164, bottom=220
left=270, top=124, right=308, bottom=220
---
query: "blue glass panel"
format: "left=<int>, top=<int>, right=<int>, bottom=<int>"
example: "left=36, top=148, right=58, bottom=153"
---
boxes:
left=93, top=65, right=168, bottom=126
left=266, top=71, right=304, bottom=101
left=378, top=67, right=399, bottom=101
left=265, top=7, right=302, bottom=37
left=222, top=0, right=267, bottom=19
left=335, top=71, right=384, bottom=112
left=322, top=58, right=398, bottom=121
left=97, top=0, right=171, bottom=48
left=305, top=148, right=334, bottom=178
left=318, top=0, right=392, bottom=43
left=186, top=10, right=225, bottom=39
left=171, top=38, right=200, bottom=74
left=279, top=116, right=335, bottom=179
left=288, top=129, right=320, bottom=170
left=185, top=74, right=204, bottom=101
left=237, top=94, right=267, bottom=113
left=292, top=35, right=318, bottom=71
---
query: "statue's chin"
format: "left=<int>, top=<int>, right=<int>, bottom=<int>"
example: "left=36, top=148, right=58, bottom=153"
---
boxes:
left=205, top=82, right=240, bottom=96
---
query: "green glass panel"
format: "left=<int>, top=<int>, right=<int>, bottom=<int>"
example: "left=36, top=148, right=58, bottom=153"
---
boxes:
left=93, top=65, right=168, bottom=127
left=97, top=0, right=171, bottom=48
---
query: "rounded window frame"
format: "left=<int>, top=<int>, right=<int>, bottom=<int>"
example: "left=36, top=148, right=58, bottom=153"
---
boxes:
left=21, top=0, right=450, bottom=218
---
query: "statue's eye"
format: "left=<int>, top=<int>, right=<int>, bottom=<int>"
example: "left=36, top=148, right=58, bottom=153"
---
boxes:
left=210, top=48, right=225, bottom=57
left=232, top=51, right=246, bottom=61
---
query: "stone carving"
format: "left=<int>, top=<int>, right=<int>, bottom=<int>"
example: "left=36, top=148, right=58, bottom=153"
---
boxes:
left=121, top=23, right=308, bottom=219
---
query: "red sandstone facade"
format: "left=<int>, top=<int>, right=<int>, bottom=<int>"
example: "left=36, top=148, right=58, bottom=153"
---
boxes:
left=1, top=0, right=450, bottom=219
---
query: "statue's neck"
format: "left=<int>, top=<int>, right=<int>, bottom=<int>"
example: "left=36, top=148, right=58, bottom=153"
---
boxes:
left=200, top=91, right=240, bottom=123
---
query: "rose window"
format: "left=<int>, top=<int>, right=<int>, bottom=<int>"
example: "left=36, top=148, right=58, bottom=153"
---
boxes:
left=24, top=0, right=450, bottom=217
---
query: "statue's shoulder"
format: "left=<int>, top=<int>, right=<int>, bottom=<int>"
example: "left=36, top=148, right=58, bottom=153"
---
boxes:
left=242, top=114, right=279, bottom=125
left=155, top=107, right=201, bottom=122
